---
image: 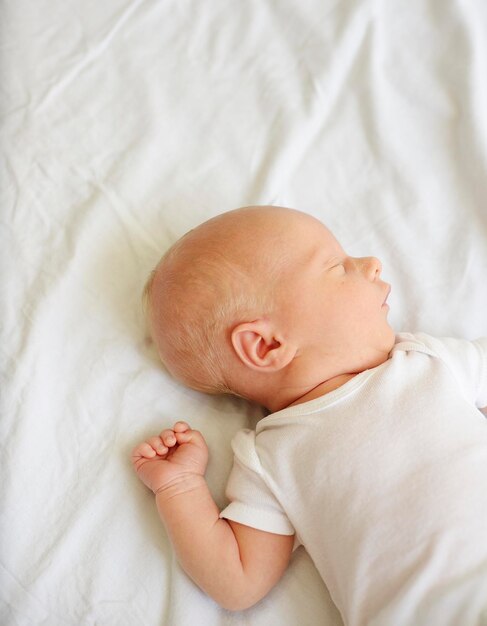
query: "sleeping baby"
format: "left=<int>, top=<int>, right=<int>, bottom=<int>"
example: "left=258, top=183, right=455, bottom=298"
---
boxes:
left=131, top=206, right=487, bottom=625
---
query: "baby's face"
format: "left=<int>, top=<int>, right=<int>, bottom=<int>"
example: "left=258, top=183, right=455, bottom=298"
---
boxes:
left=269, top=211, right=395, bottom=371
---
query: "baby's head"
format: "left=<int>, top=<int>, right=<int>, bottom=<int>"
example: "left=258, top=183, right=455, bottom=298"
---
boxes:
left=144, top=206, right=395, bottom=409
left=143, top=206, right=289, bottom=394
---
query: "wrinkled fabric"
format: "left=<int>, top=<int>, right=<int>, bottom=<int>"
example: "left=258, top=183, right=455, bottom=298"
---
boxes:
left=1, top=1, right=487, bottom=625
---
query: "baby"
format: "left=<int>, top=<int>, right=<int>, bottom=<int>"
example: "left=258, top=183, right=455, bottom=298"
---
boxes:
left=132, top=206, right=487, bottom=625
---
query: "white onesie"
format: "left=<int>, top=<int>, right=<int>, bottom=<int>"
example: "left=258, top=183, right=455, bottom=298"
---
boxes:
left=220, top=333, right=487, bottom=626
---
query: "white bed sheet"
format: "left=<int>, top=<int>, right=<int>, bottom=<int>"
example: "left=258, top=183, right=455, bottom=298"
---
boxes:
left=1, top=1, right=486, bottom=625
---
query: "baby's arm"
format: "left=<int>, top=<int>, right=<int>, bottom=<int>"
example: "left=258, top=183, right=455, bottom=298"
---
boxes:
left=131, top=422, right=294, bottom=611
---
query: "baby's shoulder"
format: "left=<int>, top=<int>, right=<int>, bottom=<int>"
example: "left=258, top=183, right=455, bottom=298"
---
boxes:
left=230, top=428, right=260, bottom=464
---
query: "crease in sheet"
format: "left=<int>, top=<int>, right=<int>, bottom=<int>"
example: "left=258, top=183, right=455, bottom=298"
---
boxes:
left=251, top=3, right=372, bottom=201
left=37, top=0, right=144, bottom=114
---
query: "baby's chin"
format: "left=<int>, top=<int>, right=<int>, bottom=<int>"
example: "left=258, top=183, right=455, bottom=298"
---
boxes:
left=367, top=332, right=397, bottom=369
left=382, top=329, right=397, bottom=360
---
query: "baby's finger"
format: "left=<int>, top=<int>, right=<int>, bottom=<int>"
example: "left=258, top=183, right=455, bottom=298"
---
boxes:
left=173, top=421, right=190, bottom=433
left=147, top=436, right=168, bottom=455
left=175, top=428, right=205, bottom=447
left=134, top=442, right=157, bottom=459
left=158, top=429, right=178, bottom=447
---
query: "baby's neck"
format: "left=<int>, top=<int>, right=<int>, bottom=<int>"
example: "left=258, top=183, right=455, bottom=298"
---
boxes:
left=252, top=347, right=394, bottom=413
left=285, top=373, right=358, bottom=409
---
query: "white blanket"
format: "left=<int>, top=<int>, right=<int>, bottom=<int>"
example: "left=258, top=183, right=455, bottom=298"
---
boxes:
left=2, top=1, right=486, bottom=625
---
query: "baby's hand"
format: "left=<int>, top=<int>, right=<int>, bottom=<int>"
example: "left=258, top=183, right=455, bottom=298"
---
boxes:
left=131, top=421, right=208, bottom=495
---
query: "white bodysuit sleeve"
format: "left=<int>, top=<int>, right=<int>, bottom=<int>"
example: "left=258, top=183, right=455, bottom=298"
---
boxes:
left=219, top=429, right=295, bottom=536
left=415, top=333, right=487, bottom=409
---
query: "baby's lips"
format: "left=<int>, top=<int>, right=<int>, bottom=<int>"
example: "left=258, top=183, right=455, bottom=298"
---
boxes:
left=382, top=285, right=391, bottom=306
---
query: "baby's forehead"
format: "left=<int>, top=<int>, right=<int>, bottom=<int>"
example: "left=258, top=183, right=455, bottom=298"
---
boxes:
left=163, top=207, right=339, bottom=280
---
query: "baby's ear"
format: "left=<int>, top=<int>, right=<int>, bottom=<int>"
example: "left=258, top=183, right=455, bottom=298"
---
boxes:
left=231, top=320, right=296, bottom=372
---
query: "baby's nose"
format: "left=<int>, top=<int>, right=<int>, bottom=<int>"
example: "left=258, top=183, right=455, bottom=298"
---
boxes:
left=360, top=256, right=382, bottom=280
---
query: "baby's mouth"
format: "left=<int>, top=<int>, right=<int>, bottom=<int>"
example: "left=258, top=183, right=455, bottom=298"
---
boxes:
left=382, top=285, right=391, bottom=307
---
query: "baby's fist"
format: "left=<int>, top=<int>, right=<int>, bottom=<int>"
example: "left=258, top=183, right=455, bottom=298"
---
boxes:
left=131, top=421, right=208, bottom=495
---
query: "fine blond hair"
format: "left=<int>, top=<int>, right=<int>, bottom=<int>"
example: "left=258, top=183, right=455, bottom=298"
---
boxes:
left=142, top=233, right=275, bottom=395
